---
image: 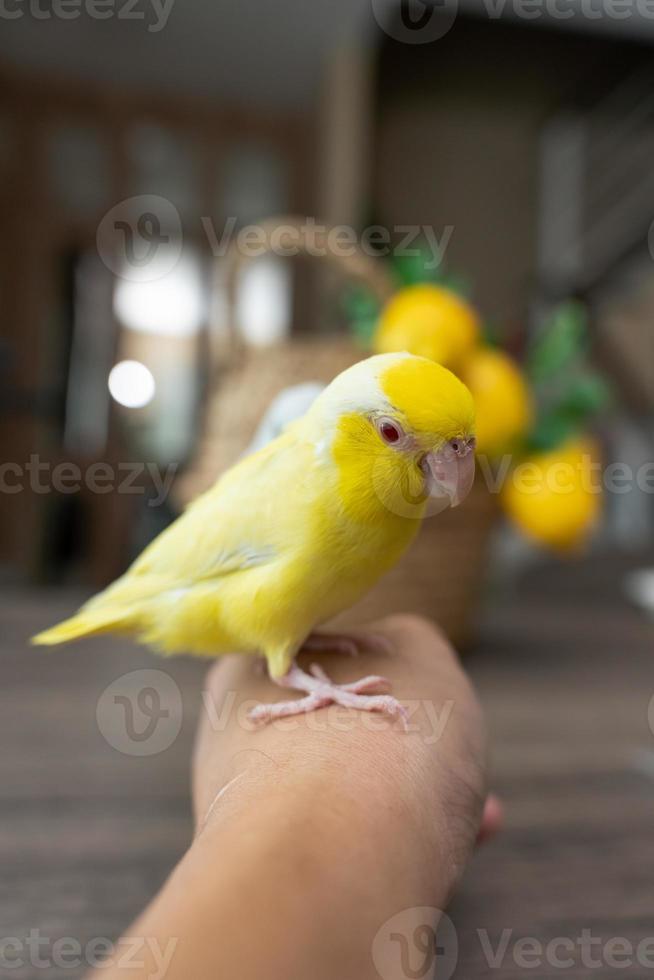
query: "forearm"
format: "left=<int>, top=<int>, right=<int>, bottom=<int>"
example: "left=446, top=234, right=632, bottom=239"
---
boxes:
left=88, top=616, right=487, bottom=980
left=94, top=743, right=456, bottom=980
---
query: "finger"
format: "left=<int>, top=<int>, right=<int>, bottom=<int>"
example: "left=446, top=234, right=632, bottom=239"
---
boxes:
left=475, top=793, right=504, bottom=846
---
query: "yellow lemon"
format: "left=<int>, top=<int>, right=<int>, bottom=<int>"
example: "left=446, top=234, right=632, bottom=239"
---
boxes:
left=373, top=284, right=480, bottom=370
left=501, top=438, right=602, bottom=552
left=461, top=347, right=533, bottom=459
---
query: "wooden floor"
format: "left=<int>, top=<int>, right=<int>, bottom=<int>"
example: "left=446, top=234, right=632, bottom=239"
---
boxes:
left=3, top=551, right=654, bottom=979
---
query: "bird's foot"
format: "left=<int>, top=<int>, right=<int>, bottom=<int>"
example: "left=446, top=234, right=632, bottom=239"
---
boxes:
left=299, top=629, right=393, bottom=659
left=249, top=662, right=407, bottom=728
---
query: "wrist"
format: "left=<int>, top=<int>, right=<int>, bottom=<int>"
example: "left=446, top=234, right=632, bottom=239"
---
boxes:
left=180, top=769, right=455, bottom=980
left=190, top=727, right=457, bottom=904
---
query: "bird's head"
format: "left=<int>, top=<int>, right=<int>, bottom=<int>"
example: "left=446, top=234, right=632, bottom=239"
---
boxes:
left=306, top=353, right=476, bottom=521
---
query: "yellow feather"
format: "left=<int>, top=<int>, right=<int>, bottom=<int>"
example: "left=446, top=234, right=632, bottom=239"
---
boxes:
left=380, top=354, right=475, bottom=440
left=32, top=354, right=475, bottom=679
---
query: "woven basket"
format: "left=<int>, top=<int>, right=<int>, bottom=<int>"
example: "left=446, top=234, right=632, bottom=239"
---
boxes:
left=174, top=217, right=496, bottom=647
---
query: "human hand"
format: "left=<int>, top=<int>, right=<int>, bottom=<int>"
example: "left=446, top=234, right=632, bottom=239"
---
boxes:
left=90, top=614, right=500, bottom=980
left=189, top=614, right=498, bottom=978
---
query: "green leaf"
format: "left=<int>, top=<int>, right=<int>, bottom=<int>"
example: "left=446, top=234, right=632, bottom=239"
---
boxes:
left=526, top=412, right=582, bottom=452
left=435, top=271, right=473, bottom=298
left=561, top=371, right=612, bottom=418
left=527, top=301, right=588, bottom=382
left=350, top=312, right=379, bottom=346
left=343, top=286, right=377, bottom=317
left=392, top=248, right=439, bottom=286
left=343, top=286, right=381, bottom=346
left=481, top=321, right=502, bottom=348
left=390, top=239, right=472, bottom=297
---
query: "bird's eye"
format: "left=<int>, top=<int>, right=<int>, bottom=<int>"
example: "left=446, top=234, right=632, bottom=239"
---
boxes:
left=377, top=418, right=402, bottom=445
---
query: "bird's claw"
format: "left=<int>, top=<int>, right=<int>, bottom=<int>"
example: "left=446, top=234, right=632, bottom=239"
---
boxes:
left=249, top=662, right=407, bottom=729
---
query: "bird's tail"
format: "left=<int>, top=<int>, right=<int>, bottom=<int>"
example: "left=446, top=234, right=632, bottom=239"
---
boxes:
left=31, top=608, right=131, bottom=646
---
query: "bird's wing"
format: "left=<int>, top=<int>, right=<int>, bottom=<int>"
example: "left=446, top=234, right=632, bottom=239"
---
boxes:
left=86, top=427, right=311, bottom=615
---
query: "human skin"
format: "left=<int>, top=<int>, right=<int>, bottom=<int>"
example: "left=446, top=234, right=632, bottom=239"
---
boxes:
left=88, top=615, right=493, bottom=980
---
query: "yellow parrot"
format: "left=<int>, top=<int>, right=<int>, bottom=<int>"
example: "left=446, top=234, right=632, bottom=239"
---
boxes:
left=33, top=353, right=476, bottom=724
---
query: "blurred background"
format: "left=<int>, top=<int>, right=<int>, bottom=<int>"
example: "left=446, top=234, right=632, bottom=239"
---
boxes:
left=1, top=1, right=654, bottom=977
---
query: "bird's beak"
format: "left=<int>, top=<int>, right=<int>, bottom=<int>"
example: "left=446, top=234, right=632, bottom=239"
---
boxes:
left=421, top=438, right=476, bottom=508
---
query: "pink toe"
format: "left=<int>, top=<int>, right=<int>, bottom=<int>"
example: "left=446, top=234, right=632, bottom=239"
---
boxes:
left=249, top=694, right=325, bottom=724
left=342, top=674, right=391, bottom=695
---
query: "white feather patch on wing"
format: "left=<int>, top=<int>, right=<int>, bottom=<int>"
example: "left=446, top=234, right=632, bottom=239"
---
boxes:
left=247, top=382, right=326, bottom=454
left=194, top=544, right=277, bottom=581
